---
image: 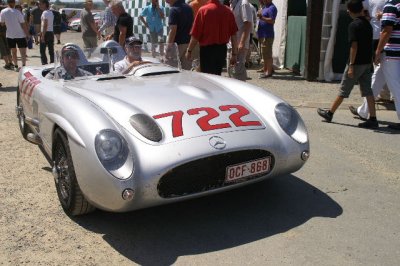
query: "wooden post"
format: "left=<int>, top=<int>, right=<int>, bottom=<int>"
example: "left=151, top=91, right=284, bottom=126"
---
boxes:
left=304, top=0, right=324, bottom=81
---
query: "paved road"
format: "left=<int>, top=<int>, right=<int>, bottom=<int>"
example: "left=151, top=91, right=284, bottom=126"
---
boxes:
left=1, top=31, right=399, bottom=265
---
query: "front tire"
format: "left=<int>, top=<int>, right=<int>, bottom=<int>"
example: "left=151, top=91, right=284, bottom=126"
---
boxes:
left=16, top=88, right=30, bottom=140
left=53, top=128, right=95, bottom=216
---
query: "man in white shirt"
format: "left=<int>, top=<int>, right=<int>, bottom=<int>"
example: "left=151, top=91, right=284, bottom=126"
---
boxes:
left=0, top=0, right=30, bottom=70
left=39, top=0, right=54, bottom=65
left=114, top=36, right=151, bottom=74
left=231, top=0, right=253, bottom=81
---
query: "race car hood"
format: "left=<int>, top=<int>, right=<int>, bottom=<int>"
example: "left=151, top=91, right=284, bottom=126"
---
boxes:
left=65, top=72, right=275, bottom=143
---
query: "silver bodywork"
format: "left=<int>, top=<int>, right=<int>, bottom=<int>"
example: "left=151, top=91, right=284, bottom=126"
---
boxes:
left=17, top=45, right=309, bottom=213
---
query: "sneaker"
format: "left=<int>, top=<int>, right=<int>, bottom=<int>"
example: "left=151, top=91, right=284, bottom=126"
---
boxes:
left=348, top=105, right=367, bottom=121
left=317, top=108, right=333, bottom=122
left=259, top=73, right=273, bottom=79
left=3, top=63, right=12, bottom=70
left=358, top=119, right=379, bottom=129
left=388, top=123, right=400, bottom=130
left=57, top=40, right=61, bottom=44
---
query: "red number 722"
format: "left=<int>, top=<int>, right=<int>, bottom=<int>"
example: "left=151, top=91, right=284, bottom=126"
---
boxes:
left=153, top=104, right=262, bottom=138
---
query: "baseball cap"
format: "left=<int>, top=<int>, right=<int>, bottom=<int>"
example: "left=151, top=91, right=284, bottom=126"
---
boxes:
left=125, top=36, right=142, bottom=46
left=62, top=45, right=79, bottom=58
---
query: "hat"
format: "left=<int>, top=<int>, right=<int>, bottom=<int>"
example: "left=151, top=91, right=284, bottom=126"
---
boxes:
left=62, top=45, right=79, bottom=58
left=125, top=36, right=142, bottom=46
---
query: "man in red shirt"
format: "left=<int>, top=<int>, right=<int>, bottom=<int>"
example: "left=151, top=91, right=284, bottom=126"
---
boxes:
left=185, top=0, right=238, bottom=75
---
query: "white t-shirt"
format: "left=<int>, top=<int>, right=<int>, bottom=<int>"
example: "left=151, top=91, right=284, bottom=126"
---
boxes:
left=114, top=57, right=130, bottom=73
left=232, top=0, right=253, bottom=49
left=0, top=7, right=26, bottom=38
left=362, top=0, right=386, bottom=40
left=41, top=9, right=54, bottom=32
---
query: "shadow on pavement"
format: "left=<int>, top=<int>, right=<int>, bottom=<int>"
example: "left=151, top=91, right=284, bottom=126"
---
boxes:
left=0, top=85, right=17, bottom=92
left=73, top=174, right=342, bottom=265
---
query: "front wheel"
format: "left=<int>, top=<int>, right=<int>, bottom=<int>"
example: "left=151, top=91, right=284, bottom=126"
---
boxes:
left=53, top=128, right=95, bottom=216
left=16, top=88, right=30, bottom=139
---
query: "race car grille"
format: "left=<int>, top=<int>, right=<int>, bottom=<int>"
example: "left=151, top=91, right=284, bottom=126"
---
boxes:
left=157, top=150, right=274, bottom=198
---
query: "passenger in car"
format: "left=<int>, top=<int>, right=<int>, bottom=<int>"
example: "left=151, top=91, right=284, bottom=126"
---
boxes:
left=46, top=45, right=92, bottom=79
left=114, top=36, right=151, bottom=74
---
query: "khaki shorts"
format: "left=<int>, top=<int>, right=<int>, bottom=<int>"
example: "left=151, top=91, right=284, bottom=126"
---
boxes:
left=259, top=37, right=274, bottom=60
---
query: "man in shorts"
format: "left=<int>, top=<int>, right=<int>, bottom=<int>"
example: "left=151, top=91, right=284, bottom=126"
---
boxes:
left=81, top=0, right=100, bottom=57
left=257, top=0, right=277, bottom=78
left=317, top=0, right=378, bottom=129
left=0, top=0, right=30, bottom=70
left=139, top=0, right=165, bottom=57
left=30, top=1, right=42, bottom=45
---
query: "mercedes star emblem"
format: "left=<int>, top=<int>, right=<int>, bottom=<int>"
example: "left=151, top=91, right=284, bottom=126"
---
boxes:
left=209, top=136, right=226, bottom=150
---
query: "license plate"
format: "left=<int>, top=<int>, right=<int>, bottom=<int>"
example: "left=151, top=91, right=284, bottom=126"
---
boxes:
left=225, top=157, right=271, bottom=183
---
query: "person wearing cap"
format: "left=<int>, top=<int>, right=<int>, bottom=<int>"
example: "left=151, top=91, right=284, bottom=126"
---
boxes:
left=114, top=36, right=151, bottom=74
left=0, top=0, right=30, bottom=70
left=45, top=45, right=92, bottom=79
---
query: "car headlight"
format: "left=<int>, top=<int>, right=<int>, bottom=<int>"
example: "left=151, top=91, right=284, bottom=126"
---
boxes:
left=275, top=103, right=308, bottom=144
left=95, top=129, right=133, bottom=179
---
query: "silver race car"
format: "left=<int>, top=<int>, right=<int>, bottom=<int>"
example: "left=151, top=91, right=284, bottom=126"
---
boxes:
left=16, top=42, right=310, bottom=216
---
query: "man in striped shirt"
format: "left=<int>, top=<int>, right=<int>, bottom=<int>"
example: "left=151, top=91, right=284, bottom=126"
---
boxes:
left=374, top=0, right=400, bottom=130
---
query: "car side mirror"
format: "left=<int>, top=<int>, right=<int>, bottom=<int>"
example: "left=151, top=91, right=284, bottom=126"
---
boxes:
left=100, top=47, right=118, bottom=54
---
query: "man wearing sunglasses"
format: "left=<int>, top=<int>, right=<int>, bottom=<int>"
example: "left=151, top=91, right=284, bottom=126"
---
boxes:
left=46, top=45, right=92, bottom=79
left=114, top=36, right=151, bottom=74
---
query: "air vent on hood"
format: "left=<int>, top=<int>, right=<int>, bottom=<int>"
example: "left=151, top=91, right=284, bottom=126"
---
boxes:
left=129, top=114, right=162, bottom=142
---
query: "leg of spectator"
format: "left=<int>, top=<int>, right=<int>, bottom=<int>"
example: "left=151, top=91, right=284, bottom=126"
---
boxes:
left=48, top=34, right=55, bottom=64
left=357, top=63, right=386, bottom=118
left=11, top=48, right=18, bottom=67
left=381, top=56, right=400, bottom=120
left=40, top=42, right=47, bottom=65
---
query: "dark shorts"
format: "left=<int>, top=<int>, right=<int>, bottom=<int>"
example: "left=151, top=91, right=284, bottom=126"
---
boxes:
left=0, top=35, right=11, bottom=57
left=7, top=38, right=28, bottom=49
left=53, top=25, right=61, bottom=35
left=339, top=64, right=373, bottom=98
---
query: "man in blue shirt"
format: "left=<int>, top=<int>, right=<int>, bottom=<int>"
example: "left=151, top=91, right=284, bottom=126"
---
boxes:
left=166, top=0, right=193, bottom=70
left=139, top=0, right=165, bottom=57
left=257, top=0, right=277, bottom=78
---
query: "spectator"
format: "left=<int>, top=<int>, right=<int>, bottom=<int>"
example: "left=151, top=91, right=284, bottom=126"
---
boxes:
left=349, top=0, right=393, bottom=119
left=139, top=0, right=165, bottom=57
left=30, top=1, right=42, bottom=45
left=114, top=36, right=151, bottom=74
left=109, top=0, right=133, bottom=46
left=39, top=0, right=54, bottom=65
left=80, top=0, right=100, bottom=57
left=185, top=0, right=238, bottom=75
left=188, top=0, right=207, bottom=63
left=371, top=0, right=400, bottom=130
left=0, top=0, right=30, bottom=71
left=22, top=3, right=31, bottom=24
left=0, top=5, right=12, bottom=69
left=257, top=0, right=277, bottom=78
left=317, top=0, right=378, bottom=129
left=231, top=0, right=253, bottom=81
left=50, top=5, right=61, bottom=44
left=166, top=0, right=193, bottom=70
left=98, top=0, right=117, bottom=38
left=245, top=2, right=257, bottom=68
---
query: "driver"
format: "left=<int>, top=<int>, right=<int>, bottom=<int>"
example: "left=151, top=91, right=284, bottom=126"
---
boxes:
left=46, top=45, right=93, bottom=80
left=114, top=36, right=151, bottom=74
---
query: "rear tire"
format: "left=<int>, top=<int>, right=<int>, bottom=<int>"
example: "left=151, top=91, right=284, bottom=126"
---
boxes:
left=53, top=128, right=95, bottom=216
left=16, top=88, right=30, bottom=140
